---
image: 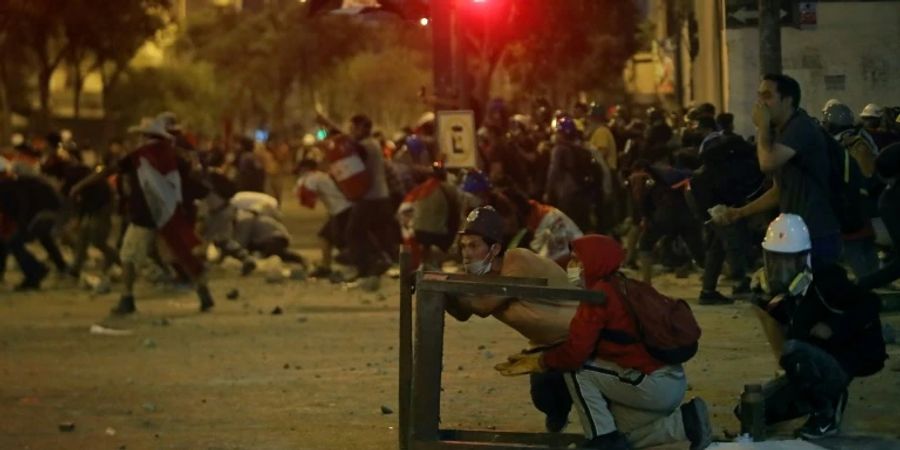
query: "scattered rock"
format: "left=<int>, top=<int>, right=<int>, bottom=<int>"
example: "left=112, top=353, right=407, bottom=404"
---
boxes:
left=105, top=427, right=116, bottom=436
left=142, top=402, right=157, bottom=412
left=58, top=422, right=75, bottom=432
left=142, top=338, right=157, bottom=349
left=457, top=365, right=464, bottom=371
left=477, top=345, right=486, bottom=350
left=283, top=363, right=290, bottom=369
left=226, top=289, right=240, bottom=300
left=380, top=405, right=394, bottom=415
left=271, top=306, right=283, bottom=315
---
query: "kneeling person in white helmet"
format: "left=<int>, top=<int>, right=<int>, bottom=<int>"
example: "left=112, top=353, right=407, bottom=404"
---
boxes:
left=747, top=213, right=887, bottom=439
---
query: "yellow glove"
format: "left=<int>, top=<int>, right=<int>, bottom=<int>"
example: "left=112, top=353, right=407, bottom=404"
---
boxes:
left=494, top=352, right=544, bottom=376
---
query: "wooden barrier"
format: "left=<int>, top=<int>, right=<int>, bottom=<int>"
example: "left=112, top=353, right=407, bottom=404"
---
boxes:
left=398, top=262, right=606, bottom=450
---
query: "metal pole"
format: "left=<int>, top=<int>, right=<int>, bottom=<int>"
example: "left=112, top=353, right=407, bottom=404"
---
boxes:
left=398, top=248, right=413, bottom=450
left=758, top=0, right=782, bottom=76
left=431, top=0, right=455, bottom=103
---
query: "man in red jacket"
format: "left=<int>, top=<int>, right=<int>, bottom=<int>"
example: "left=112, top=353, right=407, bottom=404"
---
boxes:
left=497, top=235, right=712, bottom=450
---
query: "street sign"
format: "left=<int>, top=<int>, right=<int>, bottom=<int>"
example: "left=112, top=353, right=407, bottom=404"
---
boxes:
left=725, top=0, right=794, bottom=28
left=437, top=110, right=477, bottom=168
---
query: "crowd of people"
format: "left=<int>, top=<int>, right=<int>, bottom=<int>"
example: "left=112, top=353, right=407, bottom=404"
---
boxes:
left=1, top=72, right=899, bottom=448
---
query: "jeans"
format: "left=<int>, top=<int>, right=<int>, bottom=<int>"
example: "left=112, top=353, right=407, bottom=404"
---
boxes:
left=761, top=339, right=851, bottom=425
left=702, top=222, right=749, bottom=292
left=3, top=230, right=48, bottom=281
left=346, top=199, right=396, bottom=277
left=530, top=371, right=572, bottom=425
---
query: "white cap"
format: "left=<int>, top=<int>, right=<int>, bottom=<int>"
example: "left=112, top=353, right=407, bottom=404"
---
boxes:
left=860, top=103, right=884, bottom=118
left=762, top=213, right=811, bottom=253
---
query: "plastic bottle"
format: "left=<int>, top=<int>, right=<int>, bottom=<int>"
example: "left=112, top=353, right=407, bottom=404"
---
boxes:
left=740, top=384, right=766, bottom=441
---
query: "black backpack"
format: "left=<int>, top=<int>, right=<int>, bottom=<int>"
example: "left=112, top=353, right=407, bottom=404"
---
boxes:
left=817, top=128, right=867, bottom=234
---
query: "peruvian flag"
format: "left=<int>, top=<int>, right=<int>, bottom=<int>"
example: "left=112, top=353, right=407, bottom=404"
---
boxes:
left=132, top=141, right=204, bottom=277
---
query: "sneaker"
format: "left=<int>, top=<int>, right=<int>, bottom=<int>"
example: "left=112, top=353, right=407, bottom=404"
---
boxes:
left=682, top=397, right=713, bottom=450
left=698, top=290, right=735, bottom=305
left=544, top=413, right=568, bottom=433
left=240, top=260, right=257, bottom=276
left=583, top=431, right=631, bottom=450
left=796, top=411, right=839, bottom=439
left=309, top=266, right=333, bottom=278
left=197, top=286, right=215, bottom=312
left=110, top=295, right=137, bottom=315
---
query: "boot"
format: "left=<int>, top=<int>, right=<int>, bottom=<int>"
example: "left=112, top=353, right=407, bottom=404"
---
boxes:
left=197, top=285, right=214, bottom=312
left=110, top=295, right=137, bottom=315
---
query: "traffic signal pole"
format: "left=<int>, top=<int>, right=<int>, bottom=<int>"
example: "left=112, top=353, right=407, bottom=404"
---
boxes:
left=431, top=0, right=455, bottom=103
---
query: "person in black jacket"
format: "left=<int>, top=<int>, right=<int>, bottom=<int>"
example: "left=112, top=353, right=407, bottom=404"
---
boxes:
left=858, top=142, right=900, bottom=289
left=746, top=214, right=887, bottom=440
left=0, top=174, right=68, bottom=289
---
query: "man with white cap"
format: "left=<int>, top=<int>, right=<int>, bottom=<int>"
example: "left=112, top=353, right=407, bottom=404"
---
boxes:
left=72, top=116, right=215, bottom=314
left=859, top=103, right=900, bottom=150
left=747, top=213, right=886, bottom=439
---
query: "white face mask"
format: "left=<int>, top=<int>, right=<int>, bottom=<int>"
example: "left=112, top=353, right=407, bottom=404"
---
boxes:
left=464, top=252, right=494, bottom=275
left=567, top=266, right=584, bottom=288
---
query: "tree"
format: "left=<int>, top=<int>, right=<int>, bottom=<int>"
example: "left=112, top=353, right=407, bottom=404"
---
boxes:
left=455, top=0, right=640, bottom=107
left=5, top=0, right=69, bottom=130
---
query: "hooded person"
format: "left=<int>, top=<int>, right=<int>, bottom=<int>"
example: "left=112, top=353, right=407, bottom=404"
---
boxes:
left=496, top=235, right=712, bottom=450
left=445, top=206, right=579, bottom=433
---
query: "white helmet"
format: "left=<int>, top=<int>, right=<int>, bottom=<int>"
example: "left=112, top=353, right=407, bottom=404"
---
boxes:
left=762, top=213, right=811, bottom=253
left=821, top=98, right=842, bottom=113
left=860, top=103, right=884, bottom=119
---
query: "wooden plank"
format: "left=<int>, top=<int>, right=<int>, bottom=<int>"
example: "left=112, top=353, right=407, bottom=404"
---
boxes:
left=412, top=287, right=446, bottom=441
left=438, top=429, right=583, bottom=446
left=416, top=278, right=605, bottom=305
left=423, top=272, right=548, bottom=286
left=399, top=249, right=414, bottom=450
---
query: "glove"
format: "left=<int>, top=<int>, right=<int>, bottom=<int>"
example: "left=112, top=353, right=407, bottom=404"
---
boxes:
left=494, top=352, right=544, bottom=376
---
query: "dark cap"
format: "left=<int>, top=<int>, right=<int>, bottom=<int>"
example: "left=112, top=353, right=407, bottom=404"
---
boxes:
left=459, top=206, right=504, bottom=244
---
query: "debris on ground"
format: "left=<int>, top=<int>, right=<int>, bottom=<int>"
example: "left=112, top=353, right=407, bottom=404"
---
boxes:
left=380, top=405, right=393, bottom=415
left=58, top=422, right=75, bottom=432
left=142, top=338, right=157, bottom=349
left=89, top=324, right=133, bottom=336
left=226, top=289, right=240, bottom=300
left=271, top=306, right=283, bottom=315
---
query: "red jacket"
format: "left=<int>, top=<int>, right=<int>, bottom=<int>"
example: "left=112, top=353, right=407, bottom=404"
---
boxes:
left=542, top=235, right=664, bottom=374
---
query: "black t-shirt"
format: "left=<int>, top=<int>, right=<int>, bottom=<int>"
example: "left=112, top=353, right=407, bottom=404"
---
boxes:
left=63, top=165, right=113, bottom=215
left=774, top=110, right=840, bottom=239
left=116, top=153, right=156, bottom=228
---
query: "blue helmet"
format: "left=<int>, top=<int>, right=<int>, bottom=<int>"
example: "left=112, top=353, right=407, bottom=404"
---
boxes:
left=554, top=115, right=579, bottom=138
left=405, top=135, right=426, bottom=158
left=462, top=170, right=491, bottom=194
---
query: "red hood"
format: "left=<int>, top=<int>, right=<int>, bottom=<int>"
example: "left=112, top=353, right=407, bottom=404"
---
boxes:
left=570, top=235, right=624, bottom=283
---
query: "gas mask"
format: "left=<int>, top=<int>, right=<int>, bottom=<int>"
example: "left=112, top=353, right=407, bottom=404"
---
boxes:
left=763, top=250, right=812, bottom=296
